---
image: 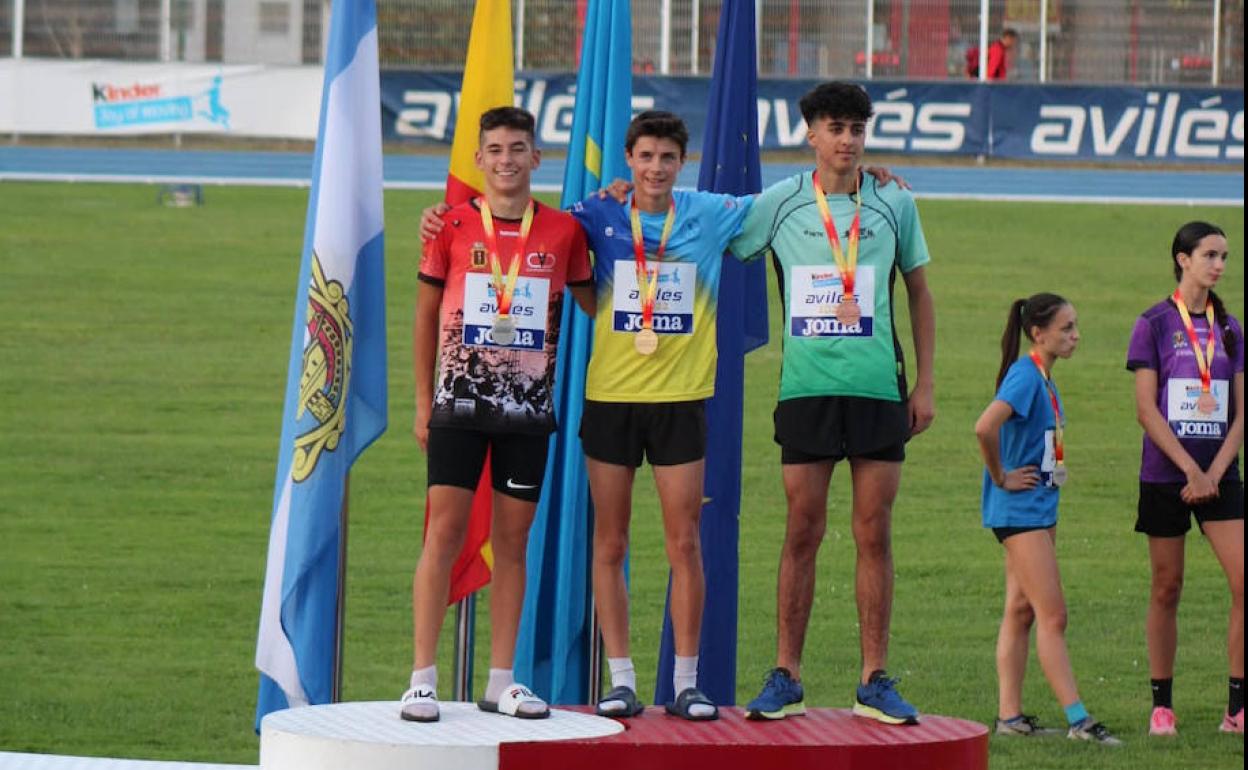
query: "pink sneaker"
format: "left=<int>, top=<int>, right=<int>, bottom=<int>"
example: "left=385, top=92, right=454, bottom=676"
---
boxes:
left=1149, top=706, right=1177, bottom=736
left=1221, top=708, right=1244, bottom=734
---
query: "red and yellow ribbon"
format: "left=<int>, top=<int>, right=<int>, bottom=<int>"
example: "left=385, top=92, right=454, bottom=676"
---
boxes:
left=1029, top=350, right=1065, bottom=467
left=480, top=198, right=535, bottom=319
left=812, top=170, right=862, bottom=298
left=1172, top=288, right=1217, bottom=395
left=629, top=196, right=676, bottom=331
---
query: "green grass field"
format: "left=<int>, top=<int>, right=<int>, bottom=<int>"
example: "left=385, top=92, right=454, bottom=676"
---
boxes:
left=0, top=180, right=1242, bottom=769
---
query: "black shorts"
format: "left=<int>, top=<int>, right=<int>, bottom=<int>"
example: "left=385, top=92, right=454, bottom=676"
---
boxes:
left=775, top=396, right=908, bottom=464
left=426, top=426, right=550, bottom=503
left=993, top=525, right=1051, bottom=543
left=579, top=399, right=706, bottom=467
left=1135, top=480, right=1244, bottom=537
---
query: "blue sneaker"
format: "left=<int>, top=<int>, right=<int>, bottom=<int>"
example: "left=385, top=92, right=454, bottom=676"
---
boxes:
left=745, top=667, right=806, bottom=720
left=853, top=671, right=919, bottom=725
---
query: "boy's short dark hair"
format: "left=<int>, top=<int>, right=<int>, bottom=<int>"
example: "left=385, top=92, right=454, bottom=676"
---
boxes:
left=798, top=82, right=874, bottom=127
left=1001, top=28, right=1019, bottom=40
left=479, top=106, right=536, bottom=144
left=624, top=110, right=689, bottom=157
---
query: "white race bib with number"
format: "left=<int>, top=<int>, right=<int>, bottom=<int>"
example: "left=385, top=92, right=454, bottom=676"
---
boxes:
left=788, top=265, right=876, bottom=338
left=611, top=260, right=696, bottom=336
left=1166, top=377, right=1229, bottom=440
left=462, top=273, right=550, bottom=350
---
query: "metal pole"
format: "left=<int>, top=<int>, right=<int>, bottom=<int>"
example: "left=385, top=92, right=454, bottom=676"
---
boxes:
left=588, top=607, right=603, bottom=705
left=332, top=477, right=351, bottom=702
left=12, top=0, right=24, bottom=58
left=977, top=0, right=989, bottom=82
left=160, top=0, right=172, bottom=61
left=1211, top=0, right=1222, bottom=85
left=690, top=0, right=699, bottom=75
left=516, top=0, right=526, bottom=73
left=1039, top=0, right=1048, bottom=83
left=453, top=595, right=476, bottom=701
left=865, top=0, right=875, bottom=78
left=755, top=0, right=762, bottom=73
left=660, top=0, right=672, bottom=74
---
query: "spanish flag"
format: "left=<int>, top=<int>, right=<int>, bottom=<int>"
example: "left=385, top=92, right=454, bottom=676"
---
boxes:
left=444, top=0, right=514, bottom=206
left=427, top=0, right=514, bottom=604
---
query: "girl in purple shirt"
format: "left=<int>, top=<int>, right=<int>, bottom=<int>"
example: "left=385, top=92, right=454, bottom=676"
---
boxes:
left=1126, top=221, right=1244, bottom=736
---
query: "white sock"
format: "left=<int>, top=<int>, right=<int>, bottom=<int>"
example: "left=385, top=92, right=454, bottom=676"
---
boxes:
left=608, top=657, right=637, bottom=692
left=673, top=655, right=698, bottom=694
left=410, top=665, right=437, bottom=694
left=674, top=655, right=714, bottom=718
left=485, top=668, right=513, bottom=702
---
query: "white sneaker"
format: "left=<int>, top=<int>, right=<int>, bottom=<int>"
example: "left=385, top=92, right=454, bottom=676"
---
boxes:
left=400, top=686, right=439, bottom=723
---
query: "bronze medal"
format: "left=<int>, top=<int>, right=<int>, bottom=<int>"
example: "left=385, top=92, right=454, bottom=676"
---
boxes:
left=1196, top=391, right=1218, bottom=415
left=835, top=298, right=861, bottom=327
left=635, top=327, right=659, bottom=356
left=492, top=315, right=517, bottom=347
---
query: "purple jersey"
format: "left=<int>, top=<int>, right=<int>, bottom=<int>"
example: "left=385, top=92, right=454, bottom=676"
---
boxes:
left=1126, top=297, right=1244, bottom=483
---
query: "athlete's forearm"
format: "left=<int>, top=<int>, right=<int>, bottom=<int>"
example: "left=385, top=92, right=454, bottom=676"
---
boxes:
left=907, top=279, right=935, bottom=391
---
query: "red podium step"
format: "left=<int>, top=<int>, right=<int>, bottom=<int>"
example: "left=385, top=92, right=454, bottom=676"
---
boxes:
left=501, top=706, right=988, bottom=770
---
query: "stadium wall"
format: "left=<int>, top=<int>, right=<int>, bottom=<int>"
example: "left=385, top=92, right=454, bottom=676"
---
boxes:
left=3, top=60, right=1242, bottom=164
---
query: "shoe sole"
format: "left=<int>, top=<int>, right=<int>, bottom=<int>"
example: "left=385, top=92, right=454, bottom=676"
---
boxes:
left=745, top=702, right=807, bottom=720
left=400, top=710, right=439, bottom=723
left=853, top=702, right=919, bottom=725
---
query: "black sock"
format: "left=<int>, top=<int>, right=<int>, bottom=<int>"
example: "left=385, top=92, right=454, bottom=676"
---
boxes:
left=1230, top=677, right=1244, bottom=715
left=1151, top=678, right=1173, bottom=709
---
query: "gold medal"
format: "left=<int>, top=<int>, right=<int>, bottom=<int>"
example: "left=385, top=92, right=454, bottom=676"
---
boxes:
left=634, top=327, right=659, bottom=356
left=1196, top=391, right=1218, bottom=415
left=835, top=298, right=861, bottom=327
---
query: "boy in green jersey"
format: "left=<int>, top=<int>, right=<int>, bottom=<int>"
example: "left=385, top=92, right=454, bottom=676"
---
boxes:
left=732, top=82, right=936, bottom=725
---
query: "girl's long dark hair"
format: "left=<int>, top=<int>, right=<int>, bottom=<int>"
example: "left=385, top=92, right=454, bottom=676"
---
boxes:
left=1172, top=221, right=1234, bottom=349
left=997, top=293, right=1068, bottom=389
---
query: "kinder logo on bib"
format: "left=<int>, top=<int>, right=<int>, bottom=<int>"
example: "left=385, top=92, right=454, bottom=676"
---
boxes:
left=611, top=261, right=696, bottom=336
left=789, top=265, right=876, bottom=338
left=461, top=273, right=550, bottom=350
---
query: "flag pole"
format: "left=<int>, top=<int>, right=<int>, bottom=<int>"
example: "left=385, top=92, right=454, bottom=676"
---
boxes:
left=332, top=476, right=350, bottom=702
left=453, top=595, right=476, bottom=700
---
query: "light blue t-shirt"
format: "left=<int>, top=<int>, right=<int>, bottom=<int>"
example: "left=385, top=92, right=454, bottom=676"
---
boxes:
left=981, top=357, right=1064, bottom=529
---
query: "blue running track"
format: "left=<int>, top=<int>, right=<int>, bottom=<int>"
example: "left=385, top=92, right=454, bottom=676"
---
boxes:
left=0, top=146, right=1242, bottom=206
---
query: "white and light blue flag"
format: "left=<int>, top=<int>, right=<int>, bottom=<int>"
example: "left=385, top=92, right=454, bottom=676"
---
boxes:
left=254, top=0, right=386, bottom=729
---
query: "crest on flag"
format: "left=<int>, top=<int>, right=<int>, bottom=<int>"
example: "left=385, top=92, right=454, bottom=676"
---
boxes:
left=293, top=253, right=353, bottom=482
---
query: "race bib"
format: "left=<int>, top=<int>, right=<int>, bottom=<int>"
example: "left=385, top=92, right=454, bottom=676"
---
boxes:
left=1040, top=429, right=1059, bottom=488
left=611, top=260, right=696, bottom=336
left=461, top=273, right=550, bottom=350
left=788, top=265, right=876, bottom=338
left=1166, top=377, right=1230, bottom=440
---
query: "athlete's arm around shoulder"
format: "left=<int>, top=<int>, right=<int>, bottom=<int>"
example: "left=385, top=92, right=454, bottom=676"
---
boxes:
left=728, top=173, right=804, bottom=262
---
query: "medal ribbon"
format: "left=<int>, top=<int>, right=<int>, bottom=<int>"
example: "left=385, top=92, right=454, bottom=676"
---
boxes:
left=480, top=198, right=535, bottom=318
left=811, top=170, right=862, bottom=298
left=629, top=196, right=676, bottom=330
left=1172, top=288, right=1217, bottom=395
left=1029, top=351, right=1065, bottom=465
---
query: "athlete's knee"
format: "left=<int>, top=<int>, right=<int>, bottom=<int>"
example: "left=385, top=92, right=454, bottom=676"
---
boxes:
left=1151, top=573, right=1184, bottom=611
left=1036, top=604, right=1068, bottom=635
left=594, top=531, right=630, bottom=568
left=664, top=530, right=702, bottom=567
left=783, top=514, right=826, bottom=558
left=852, top=519, right=892, bottom=560
left=1005, top=596, right=1035, bottom=629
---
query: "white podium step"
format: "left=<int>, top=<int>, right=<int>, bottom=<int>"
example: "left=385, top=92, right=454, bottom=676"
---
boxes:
left=259, top=701, right=623, bottom=770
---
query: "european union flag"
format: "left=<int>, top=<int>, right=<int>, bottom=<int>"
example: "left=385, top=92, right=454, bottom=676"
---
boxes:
left=513, top=0, right=633, bottom=705
left=254, top=0, right=386, bottom=729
